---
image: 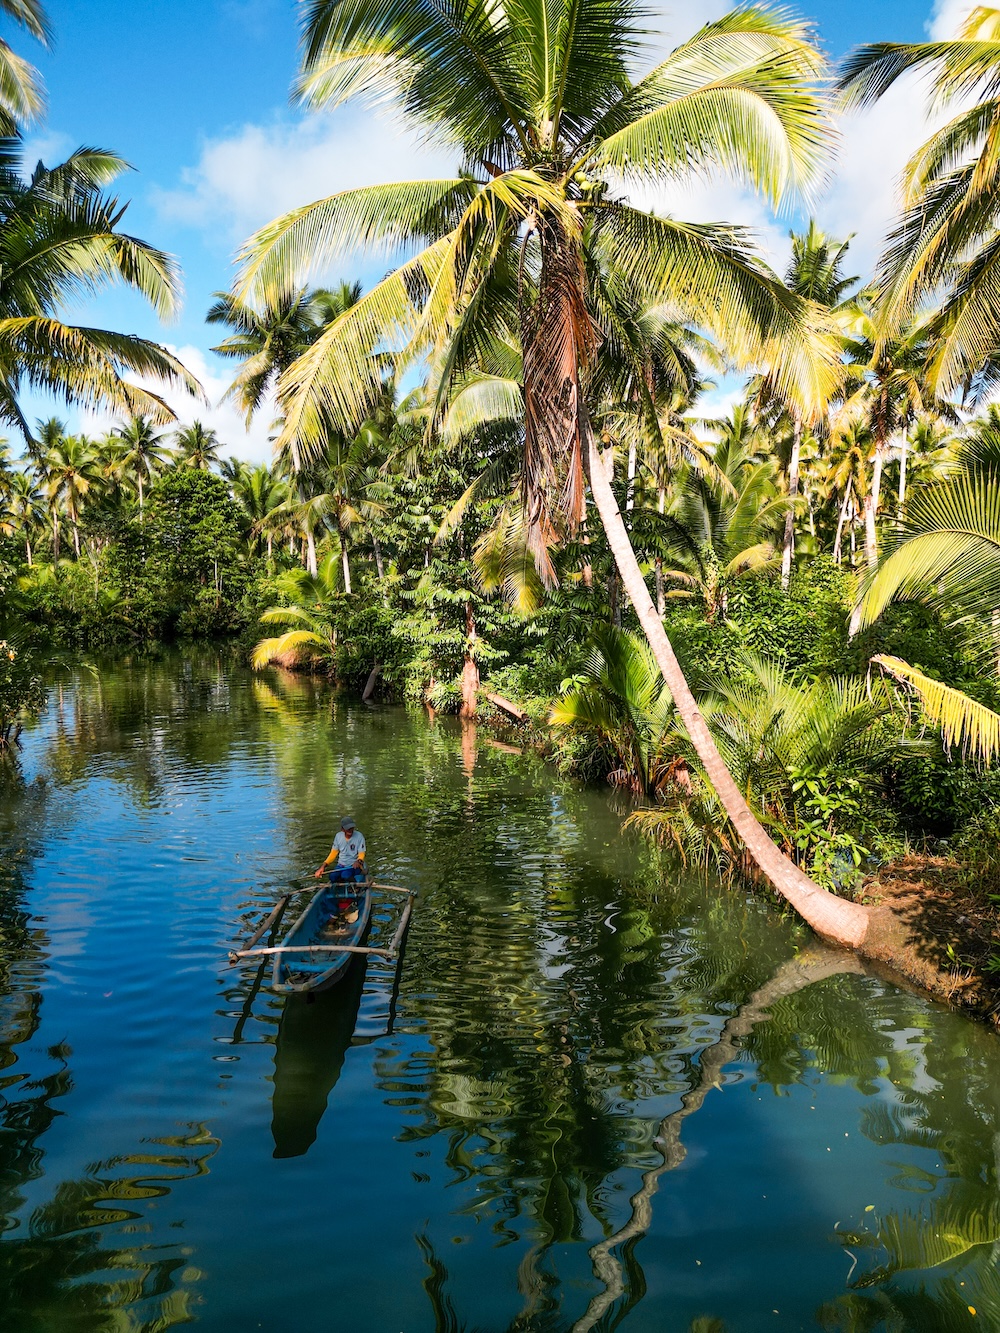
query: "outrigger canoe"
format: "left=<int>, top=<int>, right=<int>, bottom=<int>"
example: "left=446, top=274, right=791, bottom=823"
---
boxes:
left=271, top=883, right=372, bottom=994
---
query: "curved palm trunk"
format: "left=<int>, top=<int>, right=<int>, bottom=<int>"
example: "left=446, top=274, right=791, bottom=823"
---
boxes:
left=780, top=414, right=802, bottom=590
left=572, top=943, right=868, bottom=1331
left=340, top=540, right=351, bottom=594
left=585, top=433, right=870, bottom=949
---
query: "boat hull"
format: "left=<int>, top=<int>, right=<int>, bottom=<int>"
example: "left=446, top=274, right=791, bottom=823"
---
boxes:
left=271, top=884, right=372, bottom=994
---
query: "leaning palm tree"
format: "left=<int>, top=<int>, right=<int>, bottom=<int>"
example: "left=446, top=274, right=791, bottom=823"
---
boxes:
left=236, top=2, right=867, bottom=945
left=839, top=6, right=1000, bottom=393
left=0, top=142, right=200, bottom=436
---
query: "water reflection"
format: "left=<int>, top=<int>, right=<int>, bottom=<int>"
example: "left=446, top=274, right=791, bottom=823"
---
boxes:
left=3, top=655, right=1000, bottom=1331
left=271, top=959, right=368, bottom=1158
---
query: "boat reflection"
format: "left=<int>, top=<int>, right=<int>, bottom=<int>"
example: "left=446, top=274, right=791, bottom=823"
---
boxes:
left=270, top=955, right=368, bottom=1158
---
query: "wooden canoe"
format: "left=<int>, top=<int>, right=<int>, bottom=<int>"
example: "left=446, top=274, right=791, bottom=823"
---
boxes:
left=271, top=883, right=372, bottom=994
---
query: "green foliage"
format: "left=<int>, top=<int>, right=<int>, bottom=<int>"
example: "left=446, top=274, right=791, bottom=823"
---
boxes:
left=0, top=636, right=44, bottom=750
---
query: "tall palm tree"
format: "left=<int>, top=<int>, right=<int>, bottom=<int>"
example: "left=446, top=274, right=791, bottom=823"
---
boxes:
left=234, top=1, right=867, bottom=946
left=4, top=465, right=42, bottom=563
left=757, top=222, right=858, bottom=587
left=837, top=300, right=950, bottom=579
left=44, top=433, right=99, bottom=558
left=109, top=415, right=170, bottom=516
left=839, top=6, right=1000, bottom=394
left=174, top=421, right=222, bottom=471
left=208, top=280, right=363, bottom=430
left=229, top=461, right=290, bottom=563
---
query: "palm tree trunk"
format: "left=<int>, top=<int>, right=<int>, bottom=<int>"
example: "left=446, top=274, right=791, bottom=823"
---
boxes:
left=138, top=471, right=144, bottom=522
left=780, top=414, right=802, bottom=590
left=863, top=439, right=887, bottom=570
left=305, top=529, right=317, bottom=578
left=897, top=434, right=907, bottom=513
left=25, top=537, right=31, bottom=566
left=655, top=487, right=666, bottom=615
left=832, top=486, right=851, bottom=566
left=341, top=541, right=351, bottom=594
left=372, top=531, right=385, bottom=581
left=584, top=433, right=870, bottom=949
left=461, top=601, right=479, bottom=719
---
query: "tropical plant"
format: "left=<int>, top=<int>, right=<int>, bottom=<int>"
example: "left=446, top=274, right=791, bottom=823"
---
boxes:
left=0, top=0, right=48, bottom=137
left=208, top=280, right=362, bottom=430
left=173, top=421, right=223, bottom=471
left=251, top=558, right=341, bottom=672
left=660, top=406, right=792, bottom=621
left=43, top=432, right=100, bottom=559
left=550, top=625, right=674, bottom=794
left=627, top=653, right=909, bottom=885
left=0, top=141, right=200, bottom=436
left=235, top=0, right=868, bottom=944
left=839, top=5, right=1000, bottom=394
left=109, top=415, right=171, bottom=515
left=854, top=468, right=1000, bottom=763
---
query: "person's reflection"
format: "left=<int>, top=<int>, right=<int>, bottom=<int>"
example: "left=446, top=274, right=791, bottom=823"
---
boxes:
left=270, top=957, right=367, bottom=1158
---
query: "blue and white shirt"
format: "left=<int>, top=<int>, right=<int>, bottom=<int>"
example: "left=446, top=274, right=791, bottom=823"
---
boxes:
left=331, top=829, right=366, bottom=867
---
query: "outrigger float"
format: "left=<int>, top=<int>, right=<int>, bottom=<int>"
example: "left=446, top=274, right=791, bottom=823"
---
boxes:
left=229, top=880, right=415, bottom=994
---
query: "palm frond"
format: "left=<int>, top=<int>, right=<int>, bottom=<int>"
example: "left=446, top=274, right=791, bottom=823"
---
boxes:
left=874, top=654, right=1000, bottom=764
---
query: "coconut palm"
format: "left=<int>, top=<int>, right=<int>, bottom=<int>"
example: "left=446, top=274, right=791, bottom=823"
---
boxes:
left=755, top=222, right=858, bottom=587
left=109, top=415, right=171, bottom=516
left=44, top=433, right=100, bottom=559
left=174, top=421, right=223, bottom=471
left=208, top=280, right=363, bottom=429
left=839, top=5, right=1000, bottom=393
left=550, top=625, right=674, bottom=795
left=660, top=409, right=793, bottom=622
left=3, top=466, right=42, bottom=563
left=251, top=558, right=341, bottom=672
left=0, top=142, right=200, bottom=436
left=235, top=2, right=866, bottom=944
left=0, top=0, right=48, bottom=137
left=626, top=654, right=908, bottom=878
left=837, top=300, right=950, bottom=580
left=229, top=461, right=290, bottom=563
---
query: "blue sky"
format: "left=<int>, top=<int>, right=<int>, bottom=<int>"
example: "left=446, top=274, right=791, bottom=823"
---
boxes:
left=18, top=0, right=954, bottom=457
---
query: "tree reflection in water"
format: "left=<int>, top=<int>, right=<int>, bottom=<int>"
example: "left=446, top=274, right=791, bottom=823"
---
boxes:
left=0, top=765, right=219, bottom=1332
left=4, top=657, right=1000, bottom=1331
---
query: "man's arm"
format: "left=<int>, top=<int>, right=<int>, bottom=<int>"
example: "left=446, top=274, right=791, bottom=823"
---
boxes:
left=314, top=844, right=340, bottom=878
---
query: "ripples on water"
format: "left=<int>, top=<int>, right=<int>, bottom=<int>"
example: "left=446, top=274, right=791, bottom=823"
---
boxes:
left=1, top=653, right=1000, bottom=1331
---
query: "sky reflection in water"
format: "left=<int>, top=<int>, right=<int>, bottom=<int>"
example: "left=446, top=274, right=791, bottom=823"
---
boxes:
left=1, top=653, right=999, bottom=1332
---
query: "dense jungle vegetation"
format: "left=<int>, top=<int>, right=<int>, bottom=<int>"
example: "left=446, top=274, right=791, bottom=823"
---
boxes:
left=3, top=0, right=1000, bottom=962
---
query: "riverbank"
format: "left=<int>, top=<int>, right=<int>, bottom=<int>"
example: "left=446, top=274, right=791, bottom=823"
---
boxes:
left=856, top=853, right=1000, bottom=1027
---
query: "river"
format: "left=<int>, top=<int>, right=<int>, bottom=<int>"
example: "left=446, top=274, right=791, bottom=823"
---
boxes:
left=1, top=653, right=998, bottom=1332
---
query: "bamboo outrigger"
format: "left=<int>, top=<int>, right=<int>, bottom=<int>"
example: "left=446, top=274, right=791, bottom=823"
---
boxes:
left=229, top=879, right=415, bottom=995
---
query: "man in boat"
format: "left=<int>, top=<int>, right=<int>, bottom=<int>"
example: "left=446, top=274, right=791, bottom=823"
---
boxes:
left=315, top=817, right=367, bottom=885
left=314, top=817, right=367, bottom=936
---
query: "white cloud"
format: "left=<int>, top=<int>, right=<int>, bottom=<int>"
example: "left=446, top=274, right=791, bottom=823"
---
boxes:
left=83, top=345, right=277, bottom=465
left=152, top=108, right=457, bottom=250
left=929, top=0, right=975, bottom=38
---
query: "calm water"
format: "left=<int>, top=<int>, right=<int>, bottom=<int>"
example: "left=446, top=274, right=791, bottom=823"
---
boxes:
left=2, top=654, right=1000, bottom=1333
